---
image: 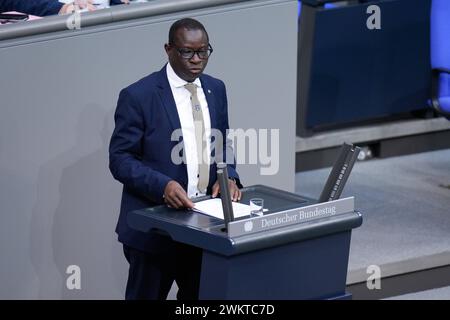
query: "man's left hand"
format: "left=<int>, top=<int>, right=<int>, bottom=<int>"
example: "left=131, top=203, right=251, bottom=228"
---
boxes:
left=211, top=179, right=241, bottom=202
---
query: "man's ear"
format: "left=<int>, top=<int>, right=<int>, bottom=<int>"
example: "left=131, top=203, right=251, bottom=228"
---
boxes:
left=164, top=43, right=171, bottom=54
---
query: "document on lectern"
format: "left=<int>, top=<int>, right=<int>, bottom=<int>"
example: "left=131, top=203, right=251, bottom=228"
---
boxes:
left=193, top=198, right=253, bottom=220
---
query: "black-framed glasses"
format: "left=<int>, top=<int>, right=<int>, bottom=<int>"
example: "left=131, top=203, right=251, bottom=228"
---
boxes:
left=171, top=44, right=213, bottom=60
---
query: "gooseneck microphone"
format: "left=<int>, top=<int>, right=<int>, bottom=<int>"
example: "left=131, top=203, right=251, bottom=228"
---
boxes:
left=217, top=162, right=234, bottom=229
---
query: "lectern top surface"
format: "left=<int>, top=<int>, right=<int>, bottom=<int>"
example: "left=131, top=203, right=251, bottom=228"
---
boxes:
left=140, top=185, right=313, bottom=230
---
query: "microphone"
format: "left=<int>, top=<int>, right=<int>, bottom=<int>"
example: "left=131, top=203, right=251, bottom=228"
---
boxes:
left=319, top=143, right=361, bottom=203
left=217, top=162, right=234, bottom=228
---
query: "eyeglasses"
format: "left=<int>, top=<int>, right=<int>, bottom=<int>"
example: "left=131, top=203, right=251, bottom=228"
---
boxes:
left=171, top=44, right=213, bottom=60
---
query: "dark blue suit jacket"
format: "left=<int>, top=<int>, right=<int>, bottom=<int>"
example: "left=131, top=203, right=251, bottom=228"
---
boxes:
left=1, top=0, right=125, bottom=16
left=109, top=66, right=240, bottom=253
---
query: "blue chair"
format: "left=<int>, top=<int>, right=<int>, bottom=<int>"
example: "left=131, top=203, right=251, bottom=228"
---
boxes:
left=298, top=0, right=337, bottom=18
left=431, top=0, right=450, bottom=118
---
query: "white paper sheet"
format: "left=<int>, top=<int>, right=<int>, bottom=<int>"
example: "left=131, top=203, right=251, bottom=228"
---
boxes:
left=193, top=198, right=254, bottom=220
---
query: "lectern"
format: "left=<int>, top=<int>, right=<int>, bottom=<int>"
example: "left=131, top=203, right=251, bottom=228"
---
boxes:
left=128, top=185, right=362, bottom=300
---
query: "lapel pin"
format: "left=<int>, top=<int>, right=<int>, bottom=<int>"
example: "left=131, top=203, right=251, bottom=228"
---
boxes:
left=207, top=89, right=212, bottom=94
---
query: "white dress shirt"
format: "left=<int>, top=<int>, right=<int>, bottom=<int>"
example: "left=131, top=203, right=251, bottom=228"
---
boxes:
left=166, top=63, right=212, bottom=198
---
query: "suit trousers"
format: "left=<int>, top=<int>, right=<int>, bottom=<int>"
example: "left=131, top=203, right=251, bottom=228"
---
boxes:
left=123, top=241, right=203, bottom=300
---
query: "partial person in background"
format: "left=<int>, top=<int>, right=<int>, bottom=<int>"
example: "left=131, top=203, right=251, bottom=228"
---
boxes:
left=71, top=0, right=130, bottom=10
left=0, top=0, right=93, bottom=16
left=0, top=0, right=130, bottom=17
left=62, top=0, right=131, bottom=14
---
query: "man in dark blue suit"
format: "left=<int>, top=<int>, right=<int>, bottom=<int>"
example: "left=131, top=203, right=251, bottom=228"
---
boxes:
left=109, top=18, right=242, bottom=300
left=0, top=0, right=128, bottom=16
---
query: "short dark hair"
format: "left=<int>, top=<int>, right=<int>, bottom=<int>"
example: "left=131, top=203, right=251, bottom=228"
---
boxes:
left=168, top=18, right=209, bottom=45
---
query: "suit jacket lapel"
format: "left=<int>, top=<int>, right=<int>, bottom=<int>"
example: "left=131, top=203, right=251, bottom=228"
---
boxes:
left=156, top=66, right=182, bottom=132
left=200, top=76, right=218, bottom=131
left=156, top=66, right=188, bottom=184
left=200, top=76, right=219, bottom=188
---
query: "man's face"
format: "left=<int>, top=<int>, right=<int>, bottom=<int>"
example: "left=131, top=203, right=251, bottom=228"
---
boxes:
left=165, top=28, right=210, bottom=82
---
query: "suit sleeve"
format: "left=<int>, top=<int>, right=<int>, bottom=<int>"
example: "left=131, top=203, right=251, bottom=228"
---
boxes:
left=109, top=88, right=172, bottom=203
left=1, top=0, right=64, bottom=16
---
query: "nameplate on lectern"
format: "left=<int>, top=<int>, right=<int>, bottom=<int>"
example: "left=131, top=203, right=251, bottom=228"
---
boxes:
left=227, top=197, right=355, bottom=237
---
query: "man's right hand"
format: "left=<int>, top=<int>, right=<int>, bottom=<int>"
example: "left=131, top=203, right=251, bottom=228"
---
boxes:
left=163, top=180, right=194, bottom=209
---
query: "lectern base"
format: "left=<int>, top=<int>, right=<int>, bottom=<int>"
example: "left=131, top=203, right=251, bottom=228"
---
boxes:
left=199, top=231, right=352, bottom=300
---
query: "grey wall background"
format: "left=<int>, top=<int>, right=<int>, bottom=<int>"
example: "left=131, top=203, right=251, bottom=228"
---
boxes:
left=0, top=0, right=297, bottom=299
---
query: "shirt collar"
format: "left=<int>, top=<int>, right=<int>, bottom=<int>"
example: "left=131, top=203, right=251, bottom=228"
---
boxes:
left=166, top=62, right=202, bottom=89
